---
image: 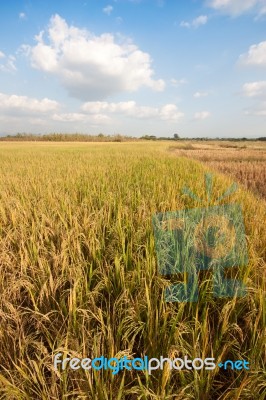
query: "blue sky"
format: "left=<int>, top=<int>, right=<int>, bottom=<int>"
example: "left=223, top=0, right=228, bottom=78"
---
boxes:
left=0, top=0, right=265, bottom=138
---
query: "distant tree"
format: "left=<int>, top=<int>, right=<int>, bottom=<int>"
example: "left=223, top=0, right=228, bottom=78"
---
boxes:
left=173, top=133, right=180, bottom=140
left=140, top=135, right=157, bottom=140
left=113, top=134, right=123, bottom=142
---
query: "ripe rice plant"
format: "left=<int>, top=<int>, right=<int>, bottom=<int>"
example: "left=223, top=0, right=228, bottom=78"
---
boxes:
left=0, top=142, right=265, bottom=399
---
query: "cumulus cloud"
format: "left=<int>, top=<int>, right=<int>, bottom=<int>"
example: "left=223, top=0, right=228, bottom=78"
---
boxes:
left=103, top=5, right=113, bottom=15
left=243, top=81, right=266, bottom=97
left=82, top=101, right=184, bottom=121
left=25, top=14, right=165, bottom=101
left=180, top=15, right=208, bottom=29
left=239, top=41, right=266, bottom=66
left=0, top=93, right=59, bottom=115
left=194, top=111, right=211, bottom=120
left=0, top=51, right=5, bottom=59
left=193, top=91, right=209, bottom=98
left=206, top=0, right=264, bottom=16
left=159, top=104, right=184, bottom=120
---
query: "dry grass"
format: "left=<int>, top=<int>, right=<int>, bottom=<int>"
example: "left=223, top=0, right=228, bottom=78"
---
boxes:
left=0, top=142, right=265, bottom=399
left=170, top=141, right=266, bottom=199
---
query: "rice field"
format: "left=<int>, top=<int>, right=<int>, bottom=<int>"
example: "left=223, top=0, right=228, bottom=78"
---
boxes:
left=169, top=141, right=266, bottom=199
left=0, top=141, right=265, bottom=399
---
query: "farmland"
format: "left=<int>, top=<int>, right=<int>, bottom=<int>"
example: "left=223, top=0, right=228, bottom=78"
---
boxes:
left=0, top=141, right=265, bottom=399
left=169, top=140, right=266, bottom=199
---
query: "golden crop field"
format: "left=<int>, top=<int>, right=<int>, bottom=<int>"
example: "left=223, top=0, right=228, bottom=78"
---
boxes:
left=0, top=142, right=265, bottom=400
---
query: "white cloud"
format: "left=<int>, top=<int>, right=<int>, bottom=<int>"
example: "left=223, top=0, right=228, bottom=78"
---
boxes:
left=180, top=21, right=190, bottom=28
left=259, top=5, right=266, bottom=15
left=0, top=55, right=17, bottom=72
left=239, top=41, right=266, bottom=66
left=19, top=12, right=27, bottom=20
left=83, top=101, right=131, bottom=114
left=170, top=78, right=187, bottom=87
left=52, top=112, right=87, bottom=122
left=194, top=111, right=211, bottom=120
left=193, top=15, right=208, bottom=27
left=243, top=81, right=266, bottom=97
left=245, top=102, right=266, bottom=116
left=193, top=91, right=209, bottom=98
left=206, top=0, right=264, bottom=16
left=82, top=101, right=184, bottom=121
left=243, top=82, right=266, bottom=119
left=52, top=112, right=111, bottom=123
left=159, top=104, right=184, bottom=120
left=103, top=5, right=113, bottom=15
left=255, top=109, right=266, bottom=116
left=180, top=15, right=208, bottom=29
left=25, top=14, right=165, bottom=101
left=0, top=93, right=59, bottom=115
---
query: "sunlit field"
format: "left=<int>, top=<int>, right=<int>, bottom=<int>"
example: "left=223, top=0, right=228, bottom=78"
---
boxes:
left=169, top=141, right=266, bottom=200
left=0, top=142, right=265, bottom=399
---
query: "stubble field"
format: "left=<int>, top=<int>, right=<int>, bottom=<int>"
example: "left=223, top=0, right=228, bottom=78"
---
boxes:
left=169, top=141, right=266, bottom=199
left=0, top=141, right=265, bottom=400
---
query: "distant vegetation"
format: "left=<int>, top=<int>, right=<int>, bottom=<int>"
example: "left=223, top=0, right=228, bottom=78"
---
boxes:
left=0, top=133, right=134, bottom=142
left=0, top=132, right=265, bottom=142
